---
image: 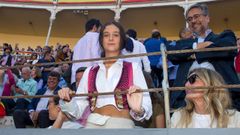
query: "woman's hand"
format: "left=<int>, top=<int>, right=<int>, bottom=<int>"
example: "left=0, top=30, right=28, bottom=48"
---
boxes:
left=58, top=87, right=75, bottom=102
left=127, top=85, right=143, bottom=114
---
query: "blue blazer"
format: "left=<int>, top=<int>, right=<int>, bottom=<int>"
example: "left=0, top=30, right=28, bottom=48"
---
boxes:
left=166, top=30, right=240, bottom=110
left=27, top=86, right=61, bottom=111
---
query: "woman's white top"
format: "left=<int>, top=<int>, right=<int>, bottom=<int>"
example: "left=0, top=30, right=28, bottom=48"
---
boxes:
left=171, top=110, right=240, bottom=128
left=61, top=59, right=152, bottom=121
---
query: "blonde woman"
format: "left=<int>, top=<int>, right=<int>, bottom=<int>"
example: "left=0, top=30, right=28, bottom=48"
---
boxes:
left=171, top=68, right=240, bottom=128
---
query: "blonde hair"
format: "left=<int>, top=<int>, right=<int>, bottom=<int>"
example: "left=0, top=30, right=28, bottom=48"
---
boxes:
left=177, top=68, right=233, bottom=128
left=32, top=67, right=42, bottom=78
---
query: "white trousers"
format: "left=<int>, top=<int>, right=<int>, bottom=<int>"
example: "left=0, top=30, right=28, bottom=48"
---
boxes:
left=85, top=113, right=135, bottom=128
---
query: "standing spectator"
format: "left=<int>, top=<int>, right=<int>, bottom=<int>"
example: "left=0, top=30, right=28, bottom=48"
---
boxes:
left=123, top=29, right=151, bottom=73
left=167, top=3, right=239, bottom=110
left=71, top=18, right=101, bottom=84
left=144, top=30, right=166, bottom=87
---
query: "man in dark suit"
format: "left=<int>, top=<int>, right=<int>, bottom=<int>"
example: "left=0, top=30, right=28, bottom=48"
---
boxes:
left=167, top=3, right=239, bottom=110
left=13, top=71, right=61, bottom=128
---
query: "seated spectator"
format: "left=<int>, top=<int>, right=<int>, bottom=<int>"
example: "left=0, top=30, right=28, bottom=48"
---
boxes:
left=0, top=101, right=6, bottom=118
left=0, top=45, right=15, bottom=67
left=55, top=45, right=69, bottom=62
left=31, top=67, right=44, bottom=90
left=1, top=43, right=9, bottom=57
left=48, top=96, right=82, bottom=129
left=13, top=71, right=61, bottom=128
left=53, top=67, right=67, bottom=88
left=27, top=53, right=39, bottom=65
left=2, top=67, right=37, bottom=114
left=171, top=68, right=240, bottom=128
left=38, top=46, right=55, bottom=87
left=61, top=63, right=71, bottom=87
left=70, top=67, right=86, bottom=92
left=134, top=71, right=165, bottom=128
left=61, top=63, right=69, bottom=74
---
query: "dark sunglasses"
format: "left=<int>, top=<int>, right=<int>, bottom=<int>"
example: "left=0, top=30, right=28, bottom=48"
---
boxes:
left=186, top=74, right=199, bottom=84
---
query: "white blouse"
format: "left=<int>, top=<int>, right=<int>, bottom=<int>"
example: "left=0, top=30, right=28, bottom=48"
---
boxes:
left=62, top=60, right=152, bottom=121
left=171, top=110, right=240, bottom=128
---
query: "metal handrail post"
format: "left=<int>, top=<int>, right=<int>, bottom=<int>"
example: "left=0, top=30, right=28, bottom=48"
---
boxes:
left=161, top=43, right=171, bottom=128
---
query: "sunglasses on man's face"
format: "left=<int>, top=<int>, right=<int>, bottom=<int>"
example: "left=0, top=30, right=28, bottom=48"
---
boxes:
left=186, top=74, right=199, bottom=84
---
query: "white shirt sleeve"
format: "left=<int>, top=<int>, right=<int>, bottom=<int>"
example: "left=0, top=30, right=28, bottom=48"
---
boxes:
left=139, top=42, right=151, bottom=73
left=71, top=39, right=82, bottom=83
left=130, top=63, right=152, bottom=121
left=61, top=67, right=91, bottom=120
left=89, top=33, right=101, bottom=59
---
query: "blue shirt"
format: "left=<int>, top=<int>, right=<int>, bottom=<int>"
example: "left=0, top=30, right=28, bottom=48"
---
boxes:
left=144, top=38, right=165, bottom=66
left=16, top=78, right=37, bottom=102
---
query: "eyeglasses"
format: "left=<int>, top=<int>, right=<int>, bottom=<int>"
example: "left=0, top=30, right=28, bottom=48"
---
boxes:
left=186, top=74, right=199, bottom=84
left=186, top=14, right=204, bottom=23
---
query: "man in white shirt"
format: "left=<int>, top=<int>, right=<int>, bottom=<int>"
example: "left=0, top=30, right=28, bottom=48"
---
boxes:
left=123, top=29, right=151, bottom=73
left=71, top=19, right=102, bottom=84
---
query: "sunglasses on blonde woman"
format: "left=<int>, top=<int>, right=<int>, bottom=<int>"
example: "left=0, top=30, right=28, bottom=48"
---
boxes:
left=186, top=74, right=199, bottom=84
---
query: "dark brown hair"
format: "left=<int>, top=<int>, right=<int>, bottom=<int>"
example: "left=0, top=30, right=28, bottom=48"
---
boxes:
left=99, top=21, right=127, bottom=57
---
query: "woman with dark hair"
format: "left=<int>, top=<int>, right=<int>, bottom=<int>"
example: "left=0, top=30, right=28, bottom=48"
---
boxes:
left=55, top=45, right=69, bottom=62
left=27, top=53, right=38, bottom=65
left=58, top=21, right=152, bottom=128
